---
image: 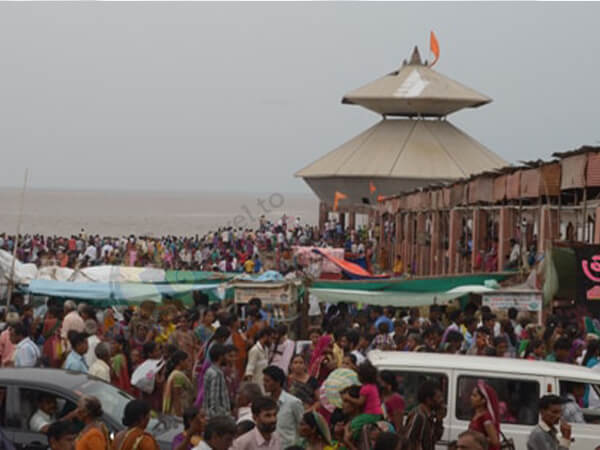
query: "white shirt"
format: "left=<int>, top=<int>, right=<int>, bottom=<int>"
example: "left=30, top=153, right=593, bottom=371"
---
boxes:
left=84, top=245, right=97, bottom=261
left=100, top=244, right=113, bottom=258
left=237, top=406, right=253, bottom=424
left=85, top=335, right=101, bottom=367
left=14, top=337, right=40, bottom=367
left=29, top=409, right=54, bottom=432
left=89, top=359, right=111, bottom=382
left=245, top=342, right=269, bottom=391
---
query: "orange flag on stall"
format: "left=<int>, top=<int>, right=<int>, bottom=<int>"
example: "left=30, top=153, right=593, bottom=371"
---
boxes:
left=333, top=191, right=347, bottom=211
left=369, top=181, right=377, bottom=194
left=429, top=31, right=440, bottom=67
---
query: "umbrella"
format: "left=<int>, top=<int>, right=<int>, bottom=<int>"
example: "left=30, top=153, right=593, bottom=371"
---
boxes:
left=321, top=368, right=360, bottom=409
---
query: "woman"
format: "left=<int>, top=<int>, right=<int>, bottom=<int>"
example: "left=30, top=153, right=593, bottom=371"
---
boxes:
left=140, top=342, right=165, bottom=413
left=308, top=335, right=337, bottom=384
left=112, top=400, right=159, bottom=450
left=301, top=328, right=322, bottom=366
left=288, top=354, right=319, bottom=408
left=171, top=407, right=205, bottom=450
left=582, top=340, right=600, bottom=407
left=162, top=351, right=194, bottom=417
left=112, top=336, right=133, bottom=395
left=523, top=339, right=546, bottom=361
left=75, top=396, right=110, bottom=450
left=168, top=313, right=198, bottom=381
left=379, top=370, right=405, bottom=434
left=228, top=315, right=248, bottom=379
left=569, top=339, right=585, bottom=364
left=468, top=381, right=501, bottom=450
left=298, top=411, right=336, bottom=450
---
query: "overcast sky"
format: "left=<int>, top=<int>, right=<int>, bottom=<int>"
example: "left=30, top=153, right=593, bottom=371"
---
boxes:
left=1, top=2, right=599, bottom=194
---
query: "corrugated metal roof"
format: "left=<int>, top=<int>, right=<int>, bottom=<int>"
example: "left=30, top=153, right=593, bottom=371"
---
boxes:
left=295, top=118, right=507, bottom=179
left=342, top=49, right=491, bottom=117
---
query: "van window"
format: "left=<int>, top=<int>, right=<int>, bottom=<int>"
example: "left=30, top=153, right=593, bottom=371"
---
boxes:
left=456, top=376, right=539, bottom=425
left=559, top=379, right=600, bottom=424
left=391, top=371, right=448, bottom=413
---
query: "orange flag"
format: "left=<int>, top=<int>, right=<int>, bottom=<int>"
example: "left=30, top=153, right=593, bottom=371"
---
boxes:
left=369, top=181, right=377, bottom=194
left=333, top=191, right=347, bottom=211
left=377, top=195, right=385, bottom=203
left=429, top=31, right=440, bottom=68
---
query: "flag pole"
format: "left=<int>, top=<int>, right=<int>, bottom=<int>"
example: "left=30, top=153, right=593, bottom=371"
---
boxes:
left=6, top=168, right=29, bottom=307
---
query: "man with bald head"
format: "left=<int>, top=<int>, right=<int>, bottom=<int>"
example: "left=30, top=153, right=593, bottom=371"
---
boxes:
left=61, top=301, right=84, bottom=344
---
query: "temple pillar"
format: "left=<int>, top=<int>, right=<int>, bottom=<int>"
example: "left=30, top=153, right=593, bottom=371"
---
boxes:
left=471, top=208, right=488, bottom=272
left=448, top=209, right=461, bottom=274
left=540, top=206, right=559, bottom=252
left=498, top=206, right=515, bottom=271
left=430, top=211, right=440, bottom=275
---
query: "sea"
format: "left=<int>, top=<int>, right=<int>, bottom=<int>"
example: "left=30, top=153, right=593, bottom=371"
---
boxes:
left=0, top=188, right=319, bottom=237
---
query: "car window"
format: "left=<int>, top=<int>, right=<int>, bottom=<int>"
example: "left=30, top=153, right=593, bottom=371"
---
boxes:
left=456, top=376, right=539, bottom=425
left=19, top=388, right=77, bottom=431
left=0, top=385, right=6, bottom=427
left=76, top=379, right=133, bottom=427
left=390, top=371, right=448, bottom=414
left=559, top=379, right=600, bottom=424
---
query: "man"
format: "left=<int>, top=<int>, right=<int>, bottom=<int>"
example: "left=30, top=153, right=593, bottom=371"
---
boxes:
left=456, top=430, right=488, bottom=450
left=0, top=312, right=19, bottom=367
left=10, top=323, right=40, bottom=368
left=405, top=380, right=445, bottom=450
left=30, top=394, right=80, bottom=433
left=546, top=337, right=571, bottom=363
left=461, top=316, right=478, bottom=352
left=61, top=301, right=84, bottom=342
left=46, top=421, right=76, bottom=450
left=467, top=327, right=492, bottom=356
left=203, top=343, right=231, bottom=418
left=63, top=331, right=88, bottom=373
left=527, top=395, right=572, bottom=450
left=231, top=396, right=280, bottom=450
left=269, top=324, right=295, bottom=375
left=346, top=329, right=366, bottom=366
left=441, top=310, right=463, bottom=345
left=193, top=416, right=237, bottom=450
left=373, top=306, right=394, bottom=333
left=423, top=327, right=442, bottom=353
left=83, top=320, right=100, bottom=368
left=262, top=365, right=303, bottom=448
left=561, top=382, right=585, bottom=424
left=427, top=305, right=444, bottom=333
left=88, top=342, right=111, bottom=382
left=244, top=327, right=272, bottom=390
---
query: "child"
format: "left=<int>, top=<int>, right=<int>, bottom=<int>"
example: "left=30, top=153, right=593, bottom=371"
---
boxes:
left=342, top=362, right=384, bottom=438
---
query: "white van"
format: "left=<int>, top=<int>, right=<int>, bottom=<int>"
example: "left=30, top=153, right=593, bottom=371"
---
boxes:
left=368, top=350, right=600, bottom=450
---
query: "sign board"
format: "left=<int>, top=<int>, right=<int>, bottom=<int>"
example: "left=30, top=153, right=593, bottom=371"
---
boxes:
left=233, top=282, right=299, bottom=305
left=482, top=292, right=542, bottom=312
left=575, top=245, right=600, bottom=315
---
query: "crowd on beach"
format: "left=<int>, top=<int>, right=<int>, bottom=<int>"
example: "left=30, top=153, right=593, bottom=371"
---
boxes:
left=0, top=216, right=379, bottom=274
left=1, top=287, right=598, bottom=450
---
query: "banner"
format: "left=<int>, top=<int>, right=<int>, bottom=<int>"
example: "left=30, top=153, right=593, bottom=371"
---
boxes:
left=575, top=245, right=600, bottom=313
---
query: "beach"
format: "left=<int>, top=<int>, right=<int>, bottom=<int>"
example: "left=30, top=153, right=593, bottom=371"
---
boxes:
left=0, top=188, right=318, bottom=236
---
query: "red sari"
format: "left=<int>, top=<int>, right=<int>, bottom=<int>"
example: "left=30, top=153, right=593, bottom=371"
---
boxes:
left=469, top=381, right=501, bottom=450
left=112, top=353, right=133, bottom=395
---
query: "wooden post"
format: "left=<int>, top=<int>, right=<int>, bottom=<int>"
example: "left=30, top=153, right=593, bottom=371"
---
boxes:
left=430, top=211, right=440, bottom=275
left=448, top=209, right=460, bottom=274
left=471, top=208, right=488, bottom=272
left=498, top=206, right=514, bottom=272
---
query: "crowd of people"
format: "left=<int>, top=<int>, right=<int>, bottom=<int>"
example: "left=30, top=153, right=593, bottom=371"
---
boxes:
left=0, top=216, right=378, bottom=274
left=0, top=287, right=598, bottom=450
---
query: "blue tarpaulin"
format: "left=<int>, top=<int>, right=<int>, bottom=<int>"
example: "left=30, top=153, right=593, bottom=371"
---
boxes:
left=27, top=279, right=222, bottom=305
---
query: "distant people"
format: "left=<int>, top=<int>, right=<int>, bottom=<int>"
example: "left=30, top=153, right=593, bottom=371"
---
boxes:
left=527, top=395, right=571, bottom=450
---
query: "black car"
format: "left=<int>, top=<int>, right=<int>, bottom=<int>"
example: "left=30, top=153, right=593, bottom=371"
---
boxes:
left=0, top=368, right=182, bottom=450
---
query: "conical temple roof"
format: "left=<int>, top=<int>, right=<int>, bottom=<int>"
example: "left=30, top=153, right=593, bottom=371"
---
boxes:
left=342, top=47, right=492, bottom=117
left=295, top=118, right=506, bottom=180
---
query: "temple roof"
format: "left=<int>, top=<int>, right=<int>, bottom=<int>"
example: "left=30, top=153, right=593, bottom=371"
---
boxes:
left=341, top=47, right=492, bottom=117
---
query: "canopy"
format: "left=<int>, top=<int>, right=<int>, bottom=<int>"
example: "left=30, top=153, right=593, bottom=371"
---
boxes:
left=313, top=249, right=389, bottom=280
left=310, top=287, right=485, bottom=307
left=26, top=279, right=222, bottom=306
left=310, top=273, right=510, bottom=307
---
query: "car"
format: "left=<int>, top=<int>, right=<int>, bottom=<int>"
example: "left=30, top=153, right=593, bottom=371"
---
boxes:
left=0, top=367, right=182, bottom=450
left=369, top=350, right=600, bottom=450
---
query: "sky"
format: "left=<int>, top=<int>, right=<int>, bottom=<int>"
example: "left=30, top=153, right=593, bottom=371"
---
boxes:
left=1, top=2, right=599, bottom=194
